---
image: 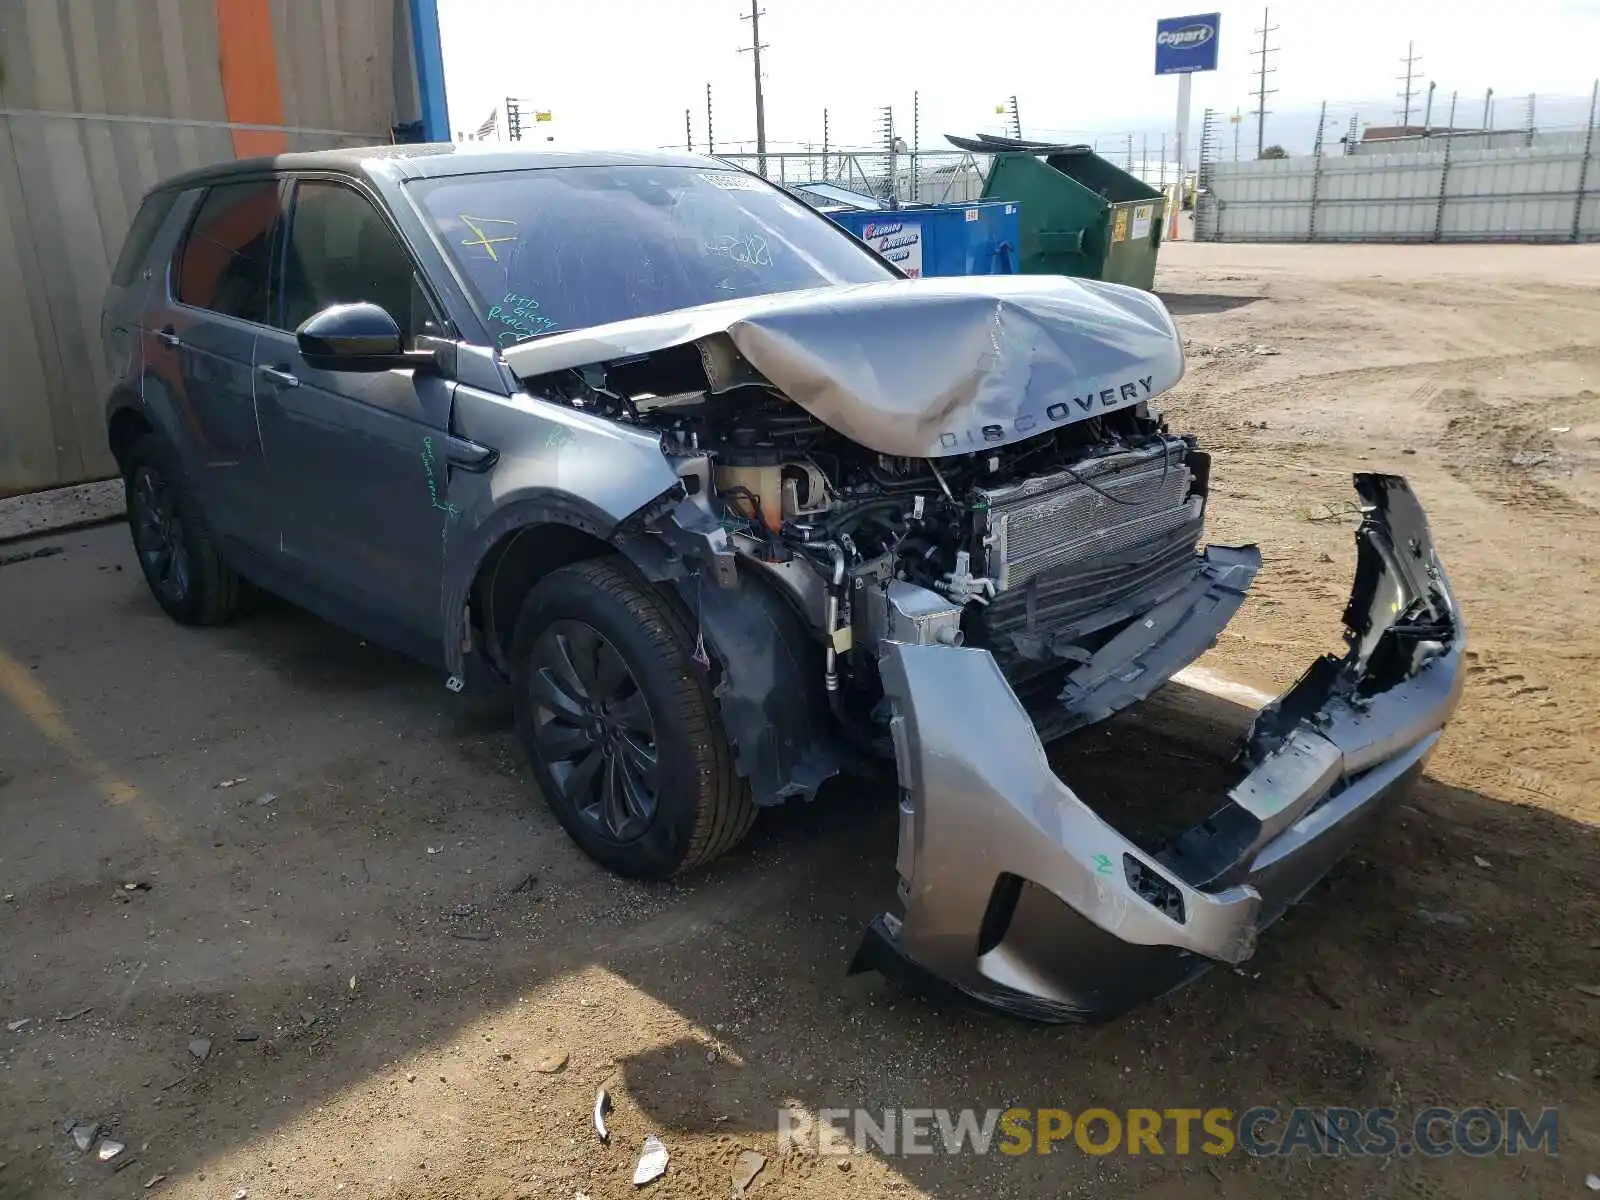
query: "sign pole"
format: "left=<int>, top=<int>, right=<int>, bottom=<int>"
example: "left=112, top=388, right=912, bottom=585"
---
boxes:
left=1156, top=13, right=1219, bottom=240
left=1175, top=70, right=1192, bottom=236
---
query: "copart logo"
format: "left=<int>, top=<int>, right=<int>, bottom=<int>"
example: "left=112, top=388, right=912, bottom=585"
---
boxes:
left=1157, top=23, right=1214, bottom=48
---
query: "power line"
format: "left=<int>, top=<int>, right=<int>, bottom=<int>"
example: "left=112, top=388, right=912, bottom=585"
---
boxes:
left=738, top=1, right=769, bottom=176
left=1396, top=41, right=1423, bottom=126
left=1250, top=7, right=1279, bottom=158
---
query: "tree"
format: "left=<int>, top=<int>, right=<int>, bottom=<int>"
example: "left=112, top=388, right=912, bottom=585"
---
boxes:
left=1258, top=144, right=1289, bottom=159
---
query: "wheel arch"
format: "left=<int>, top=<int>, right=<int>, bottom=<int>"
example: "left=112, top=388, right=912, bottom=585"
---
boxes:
left=473, top=520, right=618, bottom=676
left=107, top=394, right=154, bottom=473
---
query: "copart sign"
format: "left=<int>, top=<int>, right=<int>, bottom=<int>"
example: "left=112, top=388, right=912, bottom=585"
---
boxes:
left=1154, top=13, right=1221, bottom=74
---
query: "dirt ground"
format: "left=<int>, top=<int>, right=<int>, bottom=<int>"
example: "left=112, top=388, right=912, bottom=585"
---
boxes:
left=2, top=242, right=1599, bottom=1199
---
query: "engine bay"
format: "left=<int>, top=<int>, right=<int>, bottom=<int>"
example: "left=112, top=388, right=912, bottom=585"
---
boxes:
left=529, top=344, right=1214, bottom=747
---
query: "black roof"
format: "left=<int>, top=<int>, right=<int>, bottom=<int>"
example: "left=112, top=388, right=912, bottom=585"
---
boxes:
left=151, top=142, right=728, bottom=194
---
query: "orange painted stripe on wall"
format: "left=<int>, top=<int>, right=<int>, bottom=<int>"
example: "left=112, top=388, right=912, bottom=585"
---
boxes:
left=214, top=0, right=288, bottom=157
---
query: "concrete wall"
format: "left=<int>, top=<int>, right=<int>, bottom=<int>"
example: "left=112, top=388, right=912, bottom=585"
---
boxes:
left=0, top=0, right=422, bottom=497
left=1196, top=139, right=1600, bottom=245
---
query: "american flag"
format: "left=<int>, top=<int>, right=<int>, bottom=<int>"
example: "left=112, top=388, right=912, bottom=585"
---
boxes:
left=475, top=108, right=498, bottom=141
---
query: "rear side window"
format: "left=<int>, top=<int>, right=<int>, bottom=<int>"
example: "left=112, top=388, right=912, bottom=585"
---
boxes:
left=175, top=180, right=279, bottom=323
left=111, top=190, right=178, bottom=287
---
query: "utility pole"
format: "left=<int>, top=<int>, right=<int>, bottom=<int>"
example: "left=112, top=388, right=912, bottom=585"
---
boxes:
left=1396, top=41, right=1423, bottom=126
left=685, top=109, right=693, bottom=152
left=1482, top=87, right=1495, bottom=130
left=912, top=90, right=920, bottom=200
left=1250, top=7, right=1278, bottom=158
left=739, top=0, right=769, bottom=177
left=706, top=82, right=714, bottom=155
left=878, top=106, right=896, bottom=205
left=822, top=107, right=829, bottom=179
left=1232, top=108, right=1242, bottom=160
left=1007, top=95, right=1022, bottom=140
left=1423, top=80, right=1437, bottom=131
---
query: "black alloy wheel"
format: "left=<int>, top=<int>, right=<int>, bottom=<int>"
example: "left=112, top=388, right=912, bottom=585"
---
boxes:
left=121, top=433, right=247, bottom=626
left=129, top=463, right=192, bottom=606
left=509, top=557, right=754, bottom=879
left=527, top=619, right=660, bottom=844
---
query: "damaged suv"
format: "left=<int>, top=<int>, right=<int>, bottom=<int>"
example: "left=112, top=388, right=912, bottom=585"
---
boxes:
left=103, top=145, right=1463, bottom=1020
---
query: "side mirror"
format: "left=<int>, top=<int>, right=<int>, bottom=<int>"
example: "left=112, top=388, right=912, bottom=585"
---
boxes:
left=296, top=303, right=436, bottom=372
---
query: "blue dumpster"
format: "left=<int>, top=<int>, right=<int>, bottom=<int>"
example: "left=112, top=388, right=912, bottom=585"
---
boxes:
left=793, top=185, right=1020, bottom=277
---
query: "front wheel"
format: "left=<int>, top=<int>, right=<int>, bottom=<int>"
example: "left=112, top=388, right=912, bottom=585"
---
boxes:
left=510, top=558, right=753, bottom=879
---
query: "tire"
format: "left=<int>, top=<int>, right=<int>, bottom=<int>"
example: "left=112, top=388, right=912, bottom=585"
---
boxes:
left=510, top=557, right=754, bottom=879
left=123, top=433, right=246, bottom=626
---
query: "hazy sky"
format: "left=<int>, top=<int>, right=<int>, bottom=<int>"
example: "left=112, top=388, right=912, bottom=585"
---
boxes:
left=437, top=0, right=1600, bottom=154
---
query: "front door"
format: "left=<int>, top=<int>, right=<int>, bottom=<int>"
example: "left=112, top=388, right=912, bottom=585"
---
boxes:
left=251, top=176, right=458, bottom=644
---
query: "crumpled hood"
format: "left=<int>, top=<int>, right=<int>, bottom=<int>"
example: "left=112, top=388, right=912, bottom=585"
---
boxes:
left=500, top=275, right=1185, bottom=458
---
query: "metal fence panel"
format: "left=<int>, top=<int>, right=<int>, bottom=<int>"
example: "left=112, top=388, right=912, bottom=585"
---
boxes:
left=1200, top=142, right=1598, bottom=245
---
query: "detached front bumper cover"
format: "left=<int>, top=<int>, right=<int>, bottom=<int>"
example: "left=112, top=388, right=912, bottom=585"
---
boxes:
left=852, top=474, right=1464, bottom=1022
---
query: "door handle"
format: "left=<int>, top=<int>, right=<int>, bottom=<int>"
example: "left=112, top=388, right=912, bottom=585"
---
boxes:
left=257, top=364, right=300, bottom=389
left=155, top=327, right=181, bottom=348
left=444, top=436, right=498, bottom=472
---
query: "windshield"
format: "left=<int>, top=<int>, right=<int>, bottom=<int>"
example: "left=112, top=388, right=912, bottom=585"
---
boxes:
left=409, top=165, right=895, bottom=348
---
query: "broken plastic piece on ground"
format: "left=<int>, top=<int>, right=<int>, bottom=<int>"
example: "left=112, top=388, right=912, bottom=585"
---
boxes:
left=632, top=1135, right=668, bottom=1186
left=55, top=1006, right=93, bottom=1022
left=732, top=1149, right=766, bottom=1195
left=254, top=792, right=277, bottom=806
left=6, top=1018, right=32, bottom=1032
left=97, top=1138, right=126, bottom=1162
left=188, top=1037, right=211, bottom=1062
left=593, top=1087, right=611, bottom=1142
left=214, top=777, right=247, bottom=788
left=144, top=1174, right=166, bottom=1189
left=71, top=1123, right=99, bottom=1152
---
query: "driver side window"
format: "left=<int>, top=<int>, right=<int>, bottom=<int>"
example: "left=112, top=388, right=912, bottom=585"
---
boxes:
left=278, top=180, right=439, bottom=341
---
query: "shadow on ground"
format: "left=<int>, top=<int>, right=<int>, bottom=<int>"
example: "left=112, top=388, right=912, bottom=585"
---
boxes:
left=0, top=528, right=1594, bottom=1199
left=1158, top=291, right=1263, bottom=316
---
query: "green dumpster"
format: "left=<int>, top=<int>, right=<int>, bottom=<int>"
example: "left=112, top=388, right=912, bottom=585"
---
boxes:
left=948, top=135, right=1166, bottom=290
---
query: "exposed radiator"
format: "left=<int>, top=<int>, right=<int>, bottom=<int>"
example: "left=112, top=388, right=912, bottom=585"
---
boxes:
left=976, top=437, right=1200, bottom=591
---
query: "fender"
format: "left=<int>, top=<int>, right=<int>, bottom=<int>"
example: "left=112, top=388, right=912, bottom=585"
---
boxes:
left=439, top=384, right=690, bottom=680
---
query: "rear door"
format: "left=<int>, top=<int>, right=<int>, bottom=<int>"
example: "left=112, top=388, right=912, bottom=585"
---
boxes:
left=151, top=178, right=282, bottom=548
left=251, top=175, right=459, bottom=644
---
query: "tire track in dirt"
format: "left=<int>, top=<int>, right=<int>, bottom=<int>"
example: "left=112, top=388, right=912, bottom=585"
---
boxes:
left=1432, top=384, right=1597, bottom=518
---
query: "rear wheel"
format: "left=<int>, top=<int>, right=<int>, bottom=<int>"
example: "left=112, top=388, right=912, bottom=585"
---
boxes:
left=123, top=434, right=245, bottom=626
left=511, top=558, right=753, bottom=879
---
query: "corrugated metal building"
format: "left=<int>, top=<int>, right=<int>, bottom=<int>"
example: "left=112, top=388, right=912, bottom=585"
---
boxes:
left=0, top=0, right=448, bottom=497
